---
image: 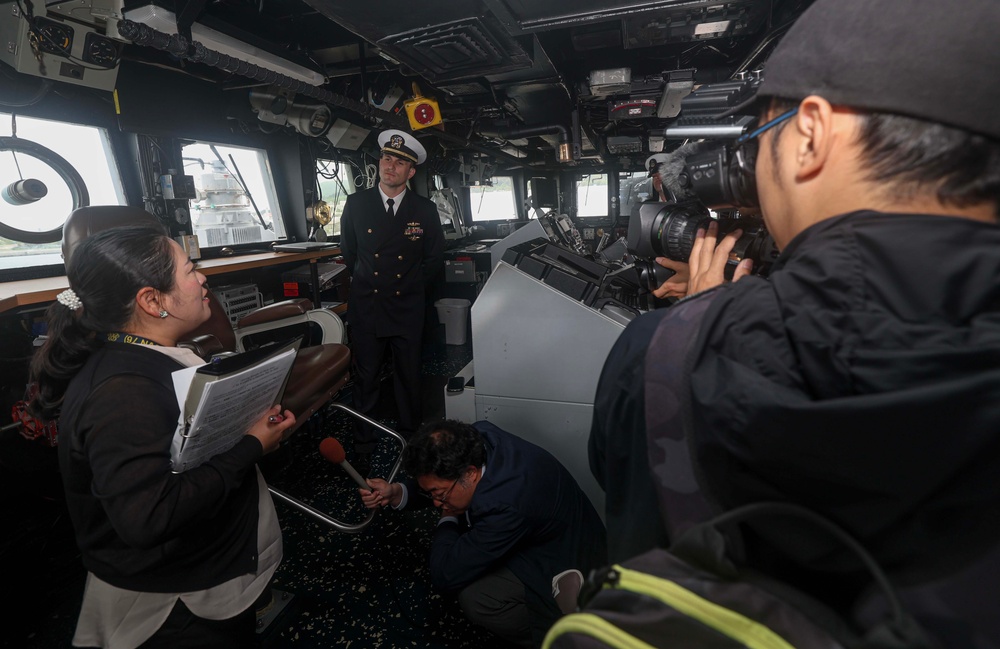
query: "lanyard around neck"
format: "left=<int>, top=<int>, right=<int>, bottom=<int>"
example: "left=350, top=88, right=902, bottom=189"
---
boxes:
left=105, top=332, right=160, bottom=347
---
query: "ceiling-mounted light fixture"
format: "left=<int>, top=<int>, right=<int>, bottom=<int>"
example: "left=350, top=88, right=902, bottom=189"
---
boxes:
left=2, top=178, right=48, bottom=205
left=123, top=5, right=326, bottom=86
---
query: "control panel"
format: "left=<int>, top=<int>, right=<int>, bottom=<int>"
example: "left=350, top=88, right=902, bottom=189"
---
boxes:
left=0, top=4, right=121, bottom=91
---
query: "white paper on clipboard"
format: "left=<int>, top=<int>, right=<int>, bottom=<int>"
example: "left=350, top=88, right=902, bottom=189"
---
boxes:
left=168, top=347, right=296, bottom=472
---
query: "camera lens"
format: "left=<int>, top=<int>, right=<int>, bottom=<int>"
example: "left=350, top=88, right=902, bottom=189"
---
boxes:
left=655, top=202, right=710, bottom=261
left=629, top=200, right=709, bottom=260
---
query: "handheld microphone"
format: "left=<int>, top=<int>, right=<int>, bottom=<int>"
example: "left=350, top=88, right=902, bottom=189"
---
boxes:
left=318, top=437, right=372, bottom=492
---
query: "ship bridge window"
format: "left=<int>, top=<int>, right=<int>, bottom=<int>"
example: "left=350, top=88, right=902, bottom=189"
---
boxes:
left=469, top=176, right=516, bottom=222
left=314, top=158, right=357, bottom=239
left=181, top=141, right=285, bottom=249
left=619, top=171, right=653, bottom=220
left=576, top=173, right=609, bottom=217
left=0, top=112, right=125, bottom=270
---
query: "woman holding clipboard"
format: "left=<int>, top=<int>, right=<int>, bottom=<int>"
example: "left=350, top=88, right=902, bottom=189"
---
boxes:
left=30, top=226, right=295, bottom=648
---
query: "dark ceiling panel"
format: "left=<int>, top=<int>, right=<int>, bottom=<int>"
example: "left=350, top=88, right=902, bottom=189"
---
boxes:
left=486, top=0, right=769, bottom=33
left=623, top=2, right=766, bottom=48
left=379, top=16, right=531, bottom=82
left=137, top=0, right=811, bottom=164
left=296, top=0, right=486, bottom=43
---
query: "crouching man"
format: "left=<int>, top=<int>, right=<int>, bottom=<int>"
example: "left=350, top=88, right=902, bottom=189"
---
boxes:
left=361, top=419, right=607, bottom=647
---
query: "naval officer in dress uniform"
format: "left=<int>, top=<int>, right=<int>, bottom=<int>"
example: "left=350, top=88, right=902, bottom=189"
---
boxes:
left=645, top=152, right=671, bottom=202
left=341, top=129, right=445, bottom=454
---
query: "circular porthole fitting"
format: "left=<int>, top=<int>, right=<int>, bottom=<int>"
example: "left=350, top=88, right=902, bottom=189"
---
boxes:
left=0, top=136, right=89, bottom=244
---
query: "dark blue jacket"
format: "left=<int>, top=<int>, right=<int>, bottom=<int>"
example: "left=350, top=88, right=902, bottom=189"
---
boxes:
left=428, top=421, right=607, bottom=639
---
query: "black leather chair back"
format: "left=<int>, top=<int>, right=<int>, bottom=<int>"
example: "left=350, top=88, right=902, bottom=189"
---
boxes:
left=62, top=206, right=164, bottom=267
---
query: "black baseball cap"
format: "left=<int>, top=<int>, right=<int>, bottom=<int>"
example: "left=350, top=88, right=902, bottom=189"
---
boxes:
left=739, top=0, right=1000, bottom=140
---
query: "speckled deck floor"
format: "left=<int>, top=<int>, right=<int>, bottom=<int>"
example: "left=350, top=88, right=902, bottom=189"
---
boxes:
left=7, top=330, right=516, bottom=649
left=257, top=368, right=509, bottom=649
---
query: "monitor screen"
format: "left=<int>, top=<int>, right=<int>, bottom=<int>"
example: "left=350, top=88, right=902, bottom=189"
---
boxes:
left=530, top=177, right=559, bottom=209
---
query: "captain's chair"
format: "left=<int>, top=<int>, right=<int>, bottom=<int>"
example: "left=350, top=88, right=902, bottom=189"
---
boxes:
left=61, top=206, right=405, bottom=533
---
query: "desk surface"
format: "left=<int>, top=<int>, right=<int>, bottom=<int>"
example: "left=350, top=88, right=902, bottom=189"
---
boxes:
left=0, top=249, right=340, bottom=314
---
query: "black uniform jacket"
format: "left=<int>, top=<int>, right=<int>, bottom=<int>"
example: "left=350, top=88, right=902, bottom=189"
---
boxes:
left=340, top=186, right=444, bottom=338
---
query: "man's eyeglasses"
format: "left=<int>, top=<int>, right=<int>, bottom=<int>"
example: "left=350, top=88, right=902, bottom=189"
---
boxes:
left=733, top=108, right=799, bottom=177
left=420, top=478, right=460, bottom=505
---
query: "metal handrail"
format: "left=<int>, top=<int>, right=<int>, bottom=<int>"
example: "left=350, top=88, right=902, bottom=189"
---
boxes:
left=268, top=403, right=406, bottom=533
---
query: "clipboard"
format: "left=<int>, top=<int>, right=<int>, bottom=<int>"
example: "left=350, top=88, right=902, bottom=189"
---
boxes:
left=180, top=336, right=302, bottom=427
left=170, top=336, right=302, bottom=472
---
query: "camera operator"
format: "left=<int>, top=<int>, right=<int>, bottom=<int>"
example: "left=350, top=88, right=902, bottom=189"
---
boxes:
left=590, top=0, right=1000, bottom=643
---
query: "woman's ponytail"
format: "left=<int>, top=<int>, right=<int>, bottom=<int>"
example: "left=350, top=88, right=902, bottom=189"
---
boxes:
left=28, top=226, right=175, bottom=421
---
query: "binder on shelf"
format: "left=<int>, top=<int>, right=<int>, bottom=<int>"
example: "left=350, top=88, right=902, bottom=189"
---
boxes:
left=169, top=336, right=302, bottom=472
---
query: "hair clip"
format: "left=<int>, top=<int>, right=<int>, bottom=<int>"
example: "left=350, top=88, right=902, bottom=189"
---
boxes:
left=56, top=288, right=82, bottom=311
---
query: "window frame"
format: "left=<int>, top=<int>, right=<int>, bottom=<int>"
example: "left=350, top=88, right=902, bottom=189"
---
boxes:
left=180, top=139, right=286, bottom=251
left=0, top=113, right=126, bottom=271
left=575, top=172, right=610, bottom=219
left=314, top=157, right=357, bottom=239
left=467, top=175, right=518, bottom=222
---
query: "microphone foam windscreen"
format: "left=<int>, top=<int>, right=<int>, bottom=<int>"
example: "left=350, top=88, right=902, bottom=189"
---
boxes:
left=660, top=141, right=707, bottom=201
left=319, top=437, right=346, bottom=464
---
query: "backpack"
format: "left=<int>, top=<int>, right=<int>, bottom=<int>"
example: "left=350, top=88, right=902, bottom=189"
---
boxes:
left=543, top=502, right=938, bottom=649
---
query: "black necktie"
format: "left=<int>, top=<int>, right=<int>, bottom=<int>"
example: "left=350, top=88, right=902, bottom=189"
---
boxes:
left=386, top=198, right=394, bottom=218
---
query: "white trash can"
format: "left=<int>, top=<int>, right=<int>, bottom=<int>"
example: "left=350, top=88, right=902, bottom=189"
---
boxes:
left=434, top=298, right=471, bottom=345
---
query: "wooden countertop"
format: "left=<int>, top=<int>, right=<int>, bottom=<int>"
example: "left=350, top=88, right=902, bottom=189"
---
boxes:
left=0, top=248, right=340, bottom=314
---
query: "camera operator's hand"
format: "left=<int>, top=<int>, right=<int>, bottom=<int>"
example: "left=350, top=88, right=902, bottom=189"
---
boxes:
left=652, top=258, right=690, bottom=298
left=688, top=221, right=753, bottom=294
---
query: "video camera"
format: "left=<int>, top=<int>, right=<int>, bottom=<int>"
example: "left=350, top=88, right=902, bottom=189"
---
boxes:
left=627, top=76, right=780, bottom=291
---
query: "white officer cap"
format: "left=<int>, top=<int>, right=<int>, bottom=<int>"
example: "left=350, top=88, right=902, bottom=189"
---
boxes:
left=645, top=153, right=670, bottom=177
left=378, top=129, right=427, bottom=165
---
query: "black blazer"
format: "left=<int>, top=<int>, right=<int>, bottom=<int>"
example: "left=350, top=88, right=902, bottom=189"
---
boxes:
left=340, top=186, right=445, bottom=338
left=59, top=343, right=263, bottom=593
